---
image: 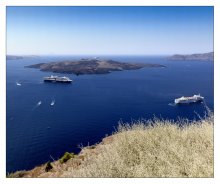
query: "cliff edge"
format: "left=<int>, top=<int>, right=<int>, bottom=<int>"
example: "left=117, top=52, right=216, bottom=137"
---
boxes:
left=9, top=114, right=213, bottom=178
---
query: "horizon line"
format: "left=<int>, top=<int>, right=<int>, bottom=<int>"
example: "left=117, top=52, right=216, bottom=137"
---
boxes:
left=6, top=51, right=214, bottom=57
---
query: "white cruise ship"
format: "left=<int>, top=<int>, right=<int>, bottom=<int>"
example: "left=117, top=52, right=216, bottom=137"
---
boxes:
left=174, top=94, right=204, bottom=104
left=44, top=75, right=72, bottom=83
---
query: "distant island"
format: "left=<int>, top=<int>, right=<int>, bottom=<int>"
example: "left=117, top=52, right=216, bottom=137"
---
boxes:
left=168, top=52, right=214, bottom=61
left=7, top=55, right=39, bottom=60
left=26, top=58, right=165, bottom=75
left=6, top=55, right=24, bottom=60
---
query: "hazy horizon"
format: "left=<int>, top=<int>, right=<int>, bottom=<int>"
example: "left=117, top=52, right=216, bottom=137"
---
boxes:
left=6, top=52, right=214, bottom=57
left=7, top=6, right=213, bottom=55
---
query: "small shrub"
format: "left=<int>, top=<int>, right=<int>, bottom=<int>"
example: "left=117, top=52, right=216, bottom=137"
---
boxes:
left=45, top=162, right=53, bottom=172
left=60, top=152, right=74, bottom=164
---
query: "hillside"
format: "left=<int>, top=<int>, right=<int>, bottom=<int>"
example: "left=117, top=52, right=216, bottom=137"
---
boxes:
left=9, top=114, right=213, bottom=178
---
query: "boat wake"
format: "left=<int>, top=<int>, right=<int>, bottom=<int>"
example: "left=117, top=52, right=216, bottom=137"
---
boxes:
left=37, top=101, right=42, bottom=106
left=32, top=101, right=42, bottom=110
left=168, top=102, right=176, bottom=107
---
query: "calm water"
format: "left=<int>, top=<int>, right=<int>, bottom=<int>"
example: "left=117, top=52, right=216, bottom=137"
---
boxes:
left=6, top=56, right=214, bottom=173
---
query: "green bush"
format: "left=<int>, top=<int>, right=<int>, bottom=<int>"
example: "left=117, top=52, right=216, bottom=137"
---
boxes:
left=60, top=152, right=74, bottom=164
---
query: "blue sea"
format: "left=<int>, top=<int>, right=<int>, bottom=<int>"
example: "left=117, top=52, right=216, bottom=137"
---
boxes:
left=6, top=55, right=214, bottom=173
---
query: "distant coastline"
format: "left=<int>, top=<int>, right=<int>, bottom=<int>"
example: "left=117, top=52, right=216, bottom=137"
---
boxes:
left=6, top=55, right=24, bottom=60
left=168, top=52, right=214, bottom=61
left=26, top=58, right=165, bottom=75
left=7, top=55, right=39, bottom=60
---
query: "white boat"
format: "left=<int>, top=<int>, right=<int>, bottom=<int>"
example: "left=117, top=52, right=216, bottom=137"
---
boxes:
left=37, top=101, right=42, bottom=106
left=51, top=100, right=55, bottom=106
left=175, top=94, right=204, bottom=104
left=16, top=82, right=21, bottom=86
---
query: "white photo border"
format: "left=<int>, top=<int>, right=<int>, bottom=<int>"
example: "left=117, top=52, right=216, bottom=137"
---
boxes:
left=0, top=0, right=219, bottom=184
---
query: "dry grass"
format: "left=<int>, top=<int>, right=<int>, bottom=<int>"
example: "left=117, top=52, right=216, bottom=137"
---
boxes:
left=62, top=114, right=213, bottom=178
left=8, top=113, right=214, bottom=178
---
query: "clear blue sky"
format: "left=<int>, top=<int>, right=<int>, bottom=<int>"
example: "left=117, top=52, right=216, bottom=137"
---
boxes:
left=7, top=6, right=213, bottom=55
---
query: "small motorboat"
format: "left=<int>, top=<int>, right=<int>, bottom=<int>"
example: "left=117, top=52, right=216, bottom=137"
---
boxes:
left=51, top=100, right=55, bottom=106
left=16, top=82, right=21, bottom=86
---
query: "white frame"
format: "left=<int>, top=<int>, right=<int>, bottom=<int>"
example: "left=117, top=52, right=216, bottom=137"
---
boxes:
left=0, top=0, right=219, bottom=184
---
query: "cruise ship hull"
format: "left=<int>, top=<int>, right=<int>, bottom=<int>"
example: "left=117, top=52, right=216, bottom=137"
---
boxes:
left=174, top=95, right=204, bottom=104
left=44, top=79, right=72, bottom=83
left=175, top=99, right=203, bottom=104
left=43, top=76, right=72, bottom=83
